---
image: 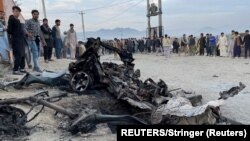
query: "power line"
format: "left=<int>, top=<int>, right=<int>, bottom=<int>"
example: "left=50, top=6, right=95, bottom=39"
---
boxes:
left=43, top=0, right=144, bottom=34
left=84, top=0, right=136, bottom=11
left=93, top=0, right=144, bottom=26
left=46, top=0, right=136, bottom=14
left=47, top=11, right=80, bottom=14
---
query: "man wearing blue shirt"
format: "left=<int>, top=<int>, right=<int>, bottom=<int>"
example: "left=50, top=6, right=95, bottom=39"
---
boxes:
left=209, top=34, right=217, bottom=56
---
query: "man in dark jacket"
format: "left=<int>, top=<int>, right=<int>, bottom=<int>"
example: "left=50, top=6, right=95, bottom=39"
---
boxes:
left=7, top=6, right=26, bottom=75
left=155, top=37, right=163, bottom=56
left=189, top=35, right=196, bottom=56
left=151, top=38, right=156, bottom=52
left=234, top=32, right=242, bottom=58
left=41, top=18, right=53, bottom=63
left=172, top=38, right=180, bottom=54
left=198, top=33, right=206, bottom=56
left=181, top=34, right=188, bottom=56
left=52, top=19, right=63, bottom=59
left=206, top=34, right=211, bottom=56
left=145, top=38, right=151, bottom=53
left=243, top=30, right=250, bottom=59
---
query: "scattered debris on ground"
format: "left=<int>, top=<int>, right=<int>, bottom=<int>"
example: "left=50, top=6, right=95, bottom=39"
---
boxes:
left=219, top=82, right=246, bottom=100
left=0, top=105, right=28, bottom=140
left=213, top=75, right=219, bottom=78
left=0, top=38, right=246, bottom=139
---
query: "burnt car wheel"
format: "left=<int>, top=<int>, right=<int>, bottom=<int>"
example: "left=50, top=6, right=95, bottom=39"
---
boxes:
left=71, top=72, right=90, bottom=93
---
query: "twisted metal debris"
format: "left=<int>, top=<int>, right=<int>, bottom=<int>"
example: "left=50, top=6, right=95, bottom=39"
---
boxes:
left=0, top=38, right=246, bottom=137
left=0, top=105, right=28, bottom=138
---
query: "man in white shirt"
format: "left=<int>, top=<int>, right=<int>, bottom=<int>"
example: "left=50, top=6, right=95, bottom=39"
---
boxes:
left=162, top=34, right=171, bottom=58
left=66, top=24, right=78, bottom=59
left=217, top=32, right=228, bottom=57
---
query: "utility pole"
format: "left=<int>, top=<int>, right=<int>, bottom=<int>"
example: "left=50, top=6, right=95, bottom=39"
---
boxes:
left=147, top=0, right=151, bottom=38
left=146, top=0, right=163, bottom=38
left=158, top=0, right=163, bottom=37
left=79, top=11, right=86, bottom=41
left=41, top=0, right=47, bottom=18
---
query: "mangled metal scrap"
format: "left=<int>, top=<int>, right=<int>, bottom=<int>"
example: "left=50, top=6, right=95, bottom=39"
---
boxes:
left=0, top=91, right=76, bottom=118
left=101, top=62, right=221, bottom=125
left=1, top=70, right=71, bottom=90
left=0, top=38, right=245, bottom=136
left=67, top=38, right=224, bottom=134
left=151, top=97, right=223, bottom=125
left=69, top=114, right=148, bottom=134
left=219, top=82, right=246, bottom=100
left=0, top=90, right=82, bottom=139
left=0, top=38, right=134, bottom=93
left=0, top=105, right=28, bottom=138
left=68, top=38, right=135, bottom=94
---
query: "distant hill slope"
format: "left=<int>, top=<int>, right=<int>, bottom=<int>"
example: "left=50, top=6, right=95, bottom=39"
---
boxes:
left=77, top=27, right=146, bottom=40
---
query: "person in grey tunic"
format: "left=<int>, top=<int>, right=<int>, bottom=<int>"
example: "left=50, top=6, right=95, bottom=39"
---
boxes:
left=228, top=30, right=235, bottom=58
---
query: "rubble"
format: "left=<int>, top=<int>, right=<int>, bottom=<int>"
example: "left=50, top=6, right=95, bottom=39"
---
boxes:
left=0, top=61, right=11, bottom=78
left=0, top=105, right=28, bottom=139
left=219, top=82, right=246, bottom=100
left=0, top=38, right=246, bottom=138
left=1, top=70, right=71, bottom=90
left=212, top=75, right=219, bottom=78
left=65, top=38, right=244, bottom=133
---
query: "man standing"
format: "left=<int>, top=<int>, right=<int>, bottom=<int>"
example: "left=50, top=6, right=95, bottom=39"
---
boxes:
left=7, top=6, right=26, bottom=75
left=206, top=34, right=211, bottom=56
left=145, top=38, right=151, bottom=53
left=41, top=18, right=53, bottom=63
left=155, top=36, right=163, bottom=56
left=172, top=38, right=180, bottom=54
left=217, top=33, right=228, bottom=57
left=234, top=32, right=242, bottom=58
left=162, top=35, right=171, bottom=58
left=62, top=31, right=68, bottom=58
left=151, top=37, right=156, bottom=53
left=189, top=35, right=196, bottom=56
left=181, top=34, right=188, bottom=56
left=66, top=24, right=77, bottom=59
left=138, top=39, right=144, bottom=53
left=243, top=30, right=250, bottom=59
left=0, top=10, right=9, bottom=62
left=228, top=30, right=235, bottom=58
left=52, top=19, right=63, bottom=59
left=198, top=33, right=206, bottom=56
left=209, top=34, right=217, bottom=56
left=25, top=10, right=46, bottom=72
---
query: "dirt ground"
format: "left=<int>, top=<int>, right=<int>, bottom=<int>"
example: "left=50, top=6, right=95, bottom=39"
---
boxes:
left=0, top=54, right=250, bottom=141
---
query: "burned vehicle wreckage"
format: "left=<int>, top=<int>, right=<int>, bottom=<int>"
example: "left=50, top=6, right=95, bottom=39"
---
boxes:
left=0, top=38, right=245, bottom=137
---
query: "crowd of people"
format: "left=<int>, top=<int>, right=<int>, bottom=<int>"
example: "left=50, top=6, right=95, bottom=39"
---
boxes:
left=0, top=6, right=85, bottom=75
left=102, top=30, right=250, bottom=60
left=1, top=6, right=250, bottom=76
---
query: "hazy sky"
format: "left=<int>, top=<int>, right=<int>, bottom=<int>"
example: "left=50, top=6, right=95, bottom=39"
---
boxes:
left=19, top=0, right=250, bottom=36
